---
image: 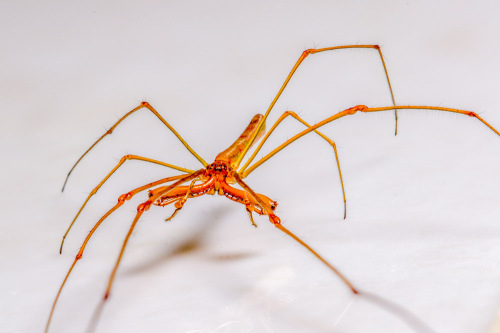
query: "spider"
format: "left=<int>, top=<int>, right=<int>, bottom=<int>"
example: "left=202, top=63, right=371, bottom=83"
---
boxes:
left=46, top=45, right=500, bottom=333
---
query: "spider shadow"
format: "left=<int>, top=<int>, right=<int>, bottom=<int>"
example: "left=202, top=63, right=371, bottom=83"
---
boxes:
left=122, top=206, right=257, bottom=276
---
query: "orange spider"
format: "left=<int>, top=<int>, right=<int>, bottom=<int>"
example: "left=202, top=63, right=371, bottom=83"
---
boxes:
left=46, top=45, right=500, bottom=333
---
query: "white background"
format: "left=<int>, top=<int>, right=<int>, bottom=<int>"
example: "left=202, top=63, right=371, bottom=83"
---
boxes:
left=1, top=1, right=500, bottom=333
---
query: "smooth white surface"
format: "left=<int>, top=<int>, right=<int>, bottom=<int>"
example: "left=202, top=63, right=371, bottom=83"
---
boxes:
left=1, top=1, right=500, bottom=333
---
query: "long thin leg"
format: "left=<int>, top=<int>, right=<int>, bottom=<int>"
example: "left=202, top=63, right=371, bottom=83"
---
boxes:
left=232, top=172, right=355, bottom=290
left=62, top=101, right=208, bottom=192
left=103, top=171, right=205, bottom=300
left=60, top=154, right=194, bottom=253
left=239, top=110, right=348, bottom=218
left=275, top=223, right=434, bottom=332
left=235, top=44, right=397, bottom=167
left=104, top=208, right=144, bottom=300
left=88, top=171, right=206, bottom=330
left=244, top=105, right=500, bottom=176
left=232, top=173, right=434, bottom=332
left=84, top=208, right=145, bottom=333
left=45, top=173, right=194, bottom=333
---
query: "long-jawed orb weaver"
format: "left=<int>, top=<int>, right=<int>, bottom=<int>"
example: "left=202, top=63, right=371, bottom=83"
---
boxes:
left=46, top=45, right=500, bottom=333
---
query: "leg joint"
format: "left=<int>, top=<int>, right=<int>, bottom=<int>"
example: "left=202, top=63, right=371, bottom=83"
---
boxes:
left=284, top=110, right=298, bottom=117
left=269, top=214, right=281, bottom=225
left=348, top=105, right=368, bottom=114
left=118, top=192, right=132, bottom=203
left=137, top=202, right=151, bottom=212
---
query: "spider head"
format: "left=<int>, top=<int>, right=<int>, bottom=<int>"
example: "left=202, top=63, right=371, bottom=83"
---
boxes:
left=206, top=161, right=231, bottom=176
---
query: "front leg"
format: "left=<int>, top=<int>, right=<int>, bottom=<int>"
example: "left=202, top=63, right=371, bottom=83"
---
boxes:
left=220, top=181, right=278, bottom=226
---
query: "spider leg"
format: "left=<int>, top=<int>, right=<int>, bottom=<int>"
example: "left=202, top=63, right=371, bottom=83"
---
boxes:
left=276, top=222, right=435, bottom=333
left=239, top=110, right=348, bottom=218
left=244, top=105, right=500, bottom=177
left=235, top=44, right=397, bottom=167
left=83, top=202, right=148, bottom=333
left=165, top=180, right=198, bottom=221
left=62, top=101, right=207, bottom=192
left=86, top=171, right=205, bottom=330
left=232, top=172, right=435, bottom=333
left=219, top=181, right=275, bottom=228
left=60, top=154, right=193, bottom=253
left=232, top=171, right=357, bottom=292
left=103, top=205, right=145, bottom=300
left=45, top=172, right=197, bottom=333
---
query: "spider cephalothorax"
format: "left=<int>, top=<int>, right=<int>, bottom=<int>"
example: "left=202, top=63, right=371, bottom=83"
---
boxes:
left=147, top=157, right=278, bottom=225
